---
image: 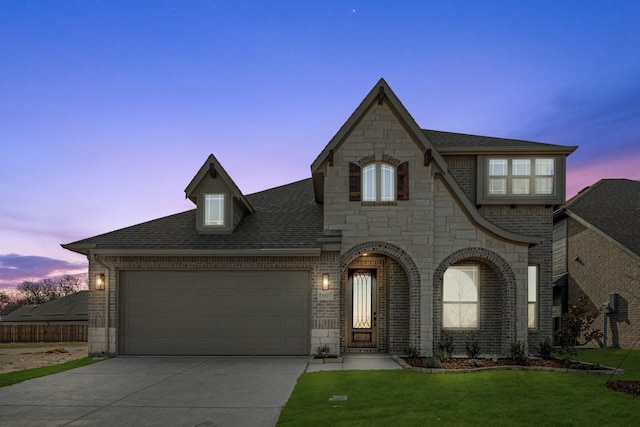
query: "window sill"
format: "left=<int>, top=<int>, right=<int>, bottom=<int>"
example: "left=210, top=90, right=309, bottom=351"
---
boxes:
left=361, top=201, right=397, bottom=206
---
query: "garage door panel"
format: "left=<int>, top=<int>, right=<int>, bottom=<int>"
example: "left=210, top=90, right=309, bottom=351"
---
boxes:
left=120, top=270, right=309, bottom=355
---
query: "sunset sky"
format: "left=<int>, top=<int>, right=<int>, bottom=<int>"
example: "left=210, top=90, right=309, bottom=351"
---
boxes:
left=1, top=1, right=639, bottom=289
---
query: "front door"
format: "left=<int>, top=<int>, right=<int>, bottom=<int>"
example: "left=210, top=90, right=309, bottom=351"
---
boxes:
left=347, top=269, right=377, bottom=348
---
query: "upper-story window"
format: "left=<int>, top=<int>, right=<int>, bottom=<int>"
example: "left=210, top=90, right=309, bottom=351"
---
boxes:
left=204, top=194, right=225, bottom=226
left=478, top=156, right=564, bottom=205
left=350, top=161, right=409, bottom=202
left=362, top=163, right=396, bottom=202
left=488, top=158, right=554, bottom=196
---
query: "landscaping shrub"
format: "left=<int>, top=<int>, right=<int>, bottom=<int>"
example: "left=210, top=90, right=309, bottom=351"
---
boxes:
left=464, top=332, right=481, bottom=359
left=509, top=341, right=529, bottom=366
left=538, top=338, right=554, bottom=360
left=423, top=357, right=441, bottom=368
left=437, top=331, right=454, bottom=361
left=405, top=345, right=420, bottom=359
left=315, top=344, right=331, bottom=357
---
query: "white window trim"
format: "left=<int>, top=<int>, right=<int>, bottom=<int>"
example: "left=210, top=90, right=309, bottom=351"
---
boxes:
left=477, top=155, right=566, bottom=205
left=204, top=193, right=225, bottom=227
left=443, top=265, right=479, bottom=329
left=362, top=162, right=396, bottom=202
left=528, top=265, right=538, bottom=329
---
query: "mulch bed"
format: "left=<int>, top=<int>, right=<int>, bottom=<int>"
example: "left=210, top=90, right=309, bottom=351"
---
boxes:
left=403, top=357, right=605, bottom=370
left=402, top=357, right=640, bottom=397
left=606, top=381, right=640, bottom=397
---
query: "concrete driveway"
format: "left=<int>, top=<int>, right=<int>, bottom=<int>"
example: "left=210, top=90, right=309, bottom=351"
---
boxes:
left=0, top=356, right=308, bottom=427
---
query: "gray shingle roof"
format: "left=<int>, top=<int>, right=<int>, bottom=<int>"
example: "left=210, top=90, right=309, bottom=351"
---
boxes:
left=63, top=179, right=324, bottom=252
left=565, top=179, right=640, bottom=258
left=2, top=291, right=88, bottom=323
left=424, top=129, right=572, bottom=150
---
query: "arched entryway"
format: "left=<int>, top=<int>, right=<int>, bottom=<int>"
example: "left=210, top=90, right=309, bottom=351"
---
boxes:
left=340, top=242, right=420, bottom=353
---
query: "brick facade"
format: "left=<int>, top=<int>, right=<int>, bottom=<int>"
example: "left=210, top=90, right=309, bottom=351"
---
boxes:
left=567, top=219, right=640, bottom=349
left=479, top=205, right=555, bottom=351
left=88, top=254, right=336, bottom=356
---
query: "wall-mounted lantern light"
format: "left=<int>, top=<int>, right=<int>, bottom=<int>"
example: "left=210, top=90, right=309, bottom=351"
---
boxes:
left=95, top=273, right=105, bottom=290
left=322, top=273, right=329, bottom=290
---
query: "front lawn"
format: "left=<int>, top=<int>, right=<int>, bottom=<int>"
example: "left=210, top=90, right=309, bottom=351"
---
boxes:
left=278, top=349, right=640, bottom=427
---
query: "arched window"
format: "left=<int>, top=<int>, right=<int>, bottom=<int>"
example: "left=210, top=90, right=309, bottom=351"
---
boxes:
left=362, top=163, right=395, bottom=202
left=443, top=265, right=479, bottom=328
left=349, top=161, right=409, bottom=202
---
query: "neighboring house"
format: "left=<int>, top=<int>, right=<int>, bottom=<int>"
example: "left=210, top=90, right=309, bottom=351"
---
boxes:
left=0, top=291, right=88, bottom=342
left=553, top=179, right=640, bottom=349
left=62, top=79, right=577, bottom=357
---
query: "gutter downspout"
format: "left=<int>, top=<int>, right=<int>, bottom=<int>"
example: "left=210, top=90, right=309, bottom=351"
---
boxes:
left=90, top=251, right=111, bottom=356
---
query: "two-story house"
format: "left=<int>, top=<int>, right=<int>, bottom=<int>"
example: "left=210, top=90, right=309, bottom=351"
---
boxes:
left=63, top=79, right=577, bottom=357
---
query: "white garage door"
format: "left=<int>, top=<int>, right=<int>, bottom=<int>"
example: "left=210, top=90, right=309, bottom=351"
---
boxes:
left=119, top=270, right=309, bottom=355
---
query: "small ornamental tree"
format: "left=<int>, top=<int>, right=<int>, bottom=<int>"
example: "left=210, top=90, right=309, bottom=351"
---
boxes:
left=555, top=295, right=603, bottom=355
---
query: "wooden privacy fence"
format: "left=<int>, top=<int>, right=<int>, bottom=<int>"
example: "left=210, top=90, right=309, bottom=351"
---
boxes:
left=0, top=323, right=88, bottom=343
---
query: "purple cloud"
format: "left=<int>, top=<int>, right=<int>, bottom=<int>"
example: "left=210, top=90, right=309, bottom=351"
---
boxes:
left=0, top=253, right=87, bottom=289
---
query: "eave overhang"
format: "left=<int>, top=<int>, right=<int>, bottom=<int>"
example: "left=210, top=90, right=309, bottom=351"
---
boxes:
left=437, top=145, right=578, bottom=155
left=62, top=244, right=321, bottom=257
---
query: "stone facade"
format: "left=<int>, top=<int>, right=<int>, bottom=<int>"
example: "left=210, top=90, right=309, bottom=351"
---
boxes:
left=316, top=103, right=535, bottom=356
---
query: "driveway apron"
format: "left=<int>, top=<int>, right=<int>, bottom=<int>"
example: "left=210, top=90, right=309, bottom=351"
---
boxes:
left=0, top=356, right=308, bottom=427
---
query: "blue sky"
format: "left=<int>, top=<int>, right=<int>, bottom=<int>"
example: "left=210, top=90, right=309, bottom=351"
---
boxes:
left=1, top=0, right=639, bottom=289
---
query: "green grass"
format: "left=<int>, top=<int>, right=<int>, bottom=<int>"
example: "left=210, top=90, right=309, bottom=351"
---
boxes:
left=574, top=348, right=640, bottom=379
left=278, top=350, right=640, bottom=427
left=0, top=357, right=101, bottom=388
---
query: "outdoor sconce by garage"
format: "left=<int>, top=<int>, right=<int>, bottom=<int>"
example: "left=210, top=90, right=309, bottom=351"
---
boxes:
left=322, top=273, right=329, bottom=290
left=95, top=273, right=105, bottom=290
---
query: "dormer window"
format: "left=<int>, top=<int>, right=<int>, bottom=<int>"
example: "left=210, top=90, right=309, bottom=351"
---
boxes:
left=204, top=194, right=225, bottom=226
left=478, top=156, right=564, bottom=205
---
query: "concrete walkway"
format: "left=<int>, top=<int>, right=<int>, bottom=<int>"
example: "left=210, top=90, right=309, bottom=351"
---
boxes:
left=306, top=353, right=401, bottom=372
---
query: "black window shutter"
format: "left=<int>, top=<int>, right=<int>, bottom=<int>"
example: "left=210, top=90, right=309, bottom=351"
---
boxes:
left=397, top=161, right=409, bottom=200
left=349, top=163, right=361, bottom=201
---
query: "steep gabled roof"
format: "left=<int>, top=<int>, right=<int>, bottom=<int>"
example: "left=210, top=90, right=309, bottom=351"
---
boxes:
left=62, top=179, right=323, bottom=255
left=2, top=291, right=88, bottom=323
left=310, top=78, right=540, bottom=246
left=185, top=154, right=254, bottom=213
left=562, top=179, right=640, bottom=260
left=311, top=78, right=448, bottom=175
